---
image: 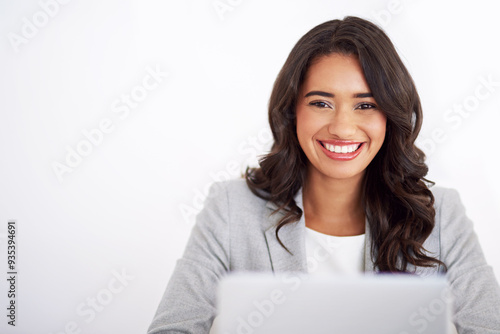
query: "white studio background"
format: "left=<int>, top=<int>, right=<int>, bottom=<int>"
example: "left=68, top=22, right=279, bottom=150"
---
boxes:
left=0, top=0, right=499, bottom=333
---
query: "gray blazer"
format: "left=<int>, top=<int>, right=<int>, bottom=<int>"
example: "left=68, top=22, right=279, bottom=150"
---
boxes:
left=148, top=178, right=500, bottom=333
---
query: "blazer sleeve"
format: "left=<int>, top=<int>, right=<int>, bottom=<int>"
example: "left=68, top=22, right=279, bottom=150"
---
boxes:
left=438, top=187, right=500, bottom=333
left=147, top=181, right=230, bottom=334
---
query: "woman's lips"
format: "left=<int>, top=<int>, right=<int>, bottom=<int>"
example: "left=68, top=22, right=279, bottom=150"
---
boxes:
left=317, top=140, right=364, bottom=161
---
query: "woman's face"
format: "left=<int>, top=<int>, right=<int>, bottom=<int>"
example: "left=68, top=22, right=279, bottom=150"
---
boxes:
left=296, top=53, right=387, bottom=182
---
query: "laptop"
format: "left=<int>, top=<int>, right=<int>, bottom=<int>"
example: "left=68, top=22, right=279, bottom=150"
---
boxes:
left=213, top=272, right=453, bottom=334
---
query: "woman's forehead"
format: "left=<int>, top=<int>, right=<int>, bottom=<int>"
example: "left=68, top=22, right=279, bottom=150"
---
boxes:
left=300, top=54, right=371, bottom=95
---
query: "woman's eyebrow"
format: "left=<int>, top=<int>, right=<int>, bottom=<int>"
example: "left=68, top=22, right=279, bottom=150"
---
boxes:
left=354, top=92, right=373, bottom=98
left=304, top=91, right=334, bottom=98
left=304, top=91, right=373, bottom=98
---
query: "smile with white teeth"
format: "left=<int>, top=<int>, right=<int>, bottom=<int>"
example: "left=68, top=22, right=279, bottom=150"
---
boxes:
left=322, top=142, right=360, bottom=153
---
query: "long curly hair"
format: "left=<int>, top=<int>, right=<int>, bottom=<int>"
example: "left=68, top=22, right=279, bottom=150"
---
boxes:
left=244, top=16, right=446, bottom=273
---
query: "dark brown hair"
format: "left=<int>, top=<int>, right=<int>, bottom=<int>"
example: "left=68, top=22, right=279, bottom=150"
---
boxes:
left=244, top=16, right=445, bottom=273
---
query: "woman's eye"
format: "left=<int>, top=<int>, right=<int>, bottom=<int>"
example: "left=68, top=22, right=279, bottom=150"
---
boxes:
left=357, top=103, right=377, bottom=110
left=310, top=101, right=330, bottom=108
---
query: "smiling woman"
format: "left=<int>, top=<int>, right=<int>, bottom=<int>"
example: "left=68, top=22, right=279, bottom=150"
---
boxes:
left=148, top=16, right=500, bottom=334
left=299, top=55, right=385, bottom=182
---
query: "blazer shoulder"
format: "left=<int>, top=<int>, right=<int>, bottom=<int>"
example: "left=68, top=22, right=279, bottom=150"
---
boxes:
left=428, top=185, right=463, bottom=215
left=428, top=184, right=471, bottom=234
left=429, top=184, right=459, bottom=198
left=208, top=177, right=269, bottom=209
left=206, top=178, right=274, bottom=234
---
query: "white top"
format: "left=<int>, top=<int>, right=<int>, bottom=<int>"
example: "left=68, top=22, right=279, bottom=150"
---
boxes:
left=305, top=226, right=365, bottom=275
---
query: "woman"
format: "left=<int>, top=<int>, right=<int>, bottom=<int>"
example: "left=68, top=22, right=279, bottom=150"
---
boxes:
left=148, top=16, right=500, bottom=333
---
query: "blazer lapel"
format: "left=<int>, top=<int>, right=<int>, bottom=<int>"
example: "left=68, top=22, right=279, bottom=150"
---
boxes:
left=363, top=219, right=376, bottom=273
left=263, top=188, right=307, bottom=273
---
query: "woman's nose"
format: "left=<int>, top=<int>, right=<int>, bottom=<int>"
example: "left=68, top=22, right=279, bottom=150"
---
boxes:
left=327, top=107, right=357, bottom=138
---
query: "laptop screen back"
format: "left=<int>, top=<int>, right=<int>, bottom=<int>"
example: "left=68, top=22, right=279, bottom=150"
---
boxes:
left=215, top=272, right=451, bottom=334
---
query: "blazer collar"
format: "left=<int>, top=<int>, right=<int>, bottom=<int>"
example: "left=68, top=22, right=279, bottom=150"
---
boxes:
left=263, top=186, right=376, bottom=273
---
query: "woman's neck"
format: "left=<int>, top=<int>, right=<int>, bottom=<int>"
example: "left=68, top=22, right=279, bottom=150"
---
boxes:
left=302, top=169, right=365, bottom=236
